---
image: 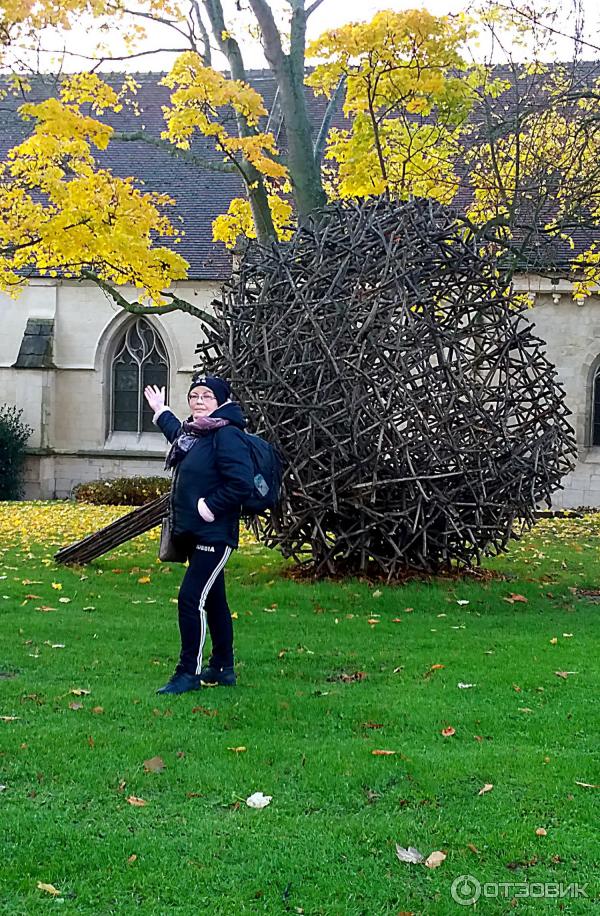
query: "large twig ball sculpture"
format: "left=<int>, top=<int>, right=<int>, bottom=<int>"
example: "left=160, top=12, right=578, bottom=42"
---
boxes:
left=197, top=196, right=576, bottom=578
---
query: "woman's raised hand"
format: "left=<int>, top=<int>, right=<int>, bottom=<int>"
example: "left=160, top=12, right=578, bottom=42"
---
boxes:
left=144, top=385, right=166, bottom=413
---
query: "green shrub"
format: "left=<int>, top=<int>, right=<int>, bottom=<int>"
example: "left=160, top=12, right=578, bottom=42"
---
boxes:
left=0, top=404, right=33, bottom=500
left=73, top=475, right=171, bottom=506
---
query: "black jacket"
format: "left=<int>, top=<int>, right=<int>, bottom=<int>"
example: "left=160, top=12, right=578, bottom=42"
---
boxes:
left=156, top=402, right=254, bottom=548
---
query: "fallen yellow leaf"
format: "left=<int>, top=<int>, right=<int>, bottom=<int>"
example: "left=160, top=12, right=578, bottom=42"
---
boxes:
left=424, top=850, right=447, bottom=869
left=37, top=882, right=61, bottom=896
left=126, top=796, right=148, bottom=807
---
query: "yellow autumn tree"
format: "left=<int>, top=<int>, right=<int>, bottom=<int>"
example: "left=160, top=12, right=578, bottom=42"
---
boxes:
left=306, top=6, right=600, bottom=297
left=0, top=0, right=309, bottom=308
left=1, top=0, right=600, bottom=309
left=464, top=61, right=600, bottom=297
left=0, top=73, right=188, bottom=300
left=307, top=9, right=483, bottom=202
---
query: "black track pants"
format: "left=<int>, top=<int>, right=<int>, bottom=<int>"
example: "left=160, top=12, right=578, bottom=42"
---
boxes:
left=177, top=542, right=233, bottom=675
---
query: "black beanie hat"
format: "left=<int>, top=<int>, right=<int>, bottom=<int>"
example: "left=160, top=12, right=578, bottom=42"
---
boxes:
left=188, top=375, right=231, bottom=406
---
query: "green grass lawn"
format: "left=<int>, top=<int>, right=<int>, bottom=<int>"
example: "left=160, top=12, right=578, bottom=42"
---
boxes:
left=0, top=503, right=599, bottom=915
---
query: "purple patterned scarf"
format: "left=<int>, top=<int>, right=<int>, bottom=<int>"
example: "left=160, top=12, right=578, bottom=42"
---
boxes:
left=165, top=416, right=230, bottom=469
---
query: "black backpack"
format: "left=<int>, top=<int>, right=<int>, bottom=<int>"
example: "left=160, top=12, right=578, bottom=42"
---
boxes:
left=241, top=432, right=284, bottom=515
left=213, top=429, right=284, bottom=515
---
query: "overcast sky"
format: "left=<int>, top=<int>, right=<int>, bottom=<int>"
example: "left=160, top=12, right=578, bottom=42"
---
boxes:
left=36, top=0, right=600, bottom=73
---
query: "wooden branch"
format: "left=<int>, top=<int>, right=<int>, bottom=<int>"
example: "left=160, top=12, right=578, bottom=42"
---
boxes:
left=55, top=495, right=169, bottom=565
left=489, top=1, right=600, bottom=56
left=161, top=290, right=221, bottom=331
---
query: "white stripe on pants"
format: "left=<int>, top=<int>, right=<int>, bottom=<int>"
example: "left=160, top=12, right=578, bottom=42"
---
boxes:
left=195, top=545, right=232, bottom=675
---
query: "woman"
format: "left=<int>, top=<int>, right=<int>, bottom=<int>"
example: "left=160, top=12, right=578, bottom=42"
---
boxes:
left=144, top=374, right=254, bottom=695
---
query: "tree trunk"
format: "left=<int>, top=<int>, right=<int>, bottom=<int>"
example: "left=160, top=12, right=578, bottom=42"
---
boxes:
left=278, top=56, right=327, bottom=219
left=248, top=0, right=327, bottom=221
left=246, top=167, right=277, bottom=244
left=203, top=0, right=277, bottom=243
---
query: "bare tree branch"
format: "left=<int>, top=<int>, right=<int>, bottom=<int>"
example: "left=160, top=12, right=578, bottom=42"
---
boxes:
left=112, top=130, right=238, bottom=174
left=202, top=0, right=248, bottom=82
left=81, top=269, right=220, bottom=326
left=15, top=44, right=190, bottom=64
left=190, top=0, right=212, bottom=65
left=314, top=74, right=345, bottom=166
left=201, top=0, right=277, bottom=243
left=248, top=0, right=327, bottom=217
left=490, top=1, right=600, bottom=56
left=117, top=6, right=193, bottom=44
left=306, top=0, right=327, bottom=18
left=247, top=0, right=285, bottom=72
left=161, top=289, right=221, bottom=330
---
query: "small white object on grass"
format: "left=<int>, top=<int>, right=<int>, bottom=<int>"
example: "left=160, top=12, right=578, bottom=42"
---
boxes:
left=395, top=845, right=425, bottom=864
left=246, top=791, right=272, bottom=809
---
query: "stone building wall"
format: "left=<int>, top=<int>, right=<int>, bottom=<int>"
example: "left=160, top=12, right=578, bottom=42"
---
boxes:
left=514, top=276, right=600, bottom=508
left=0, top=278, right=220, bottom=498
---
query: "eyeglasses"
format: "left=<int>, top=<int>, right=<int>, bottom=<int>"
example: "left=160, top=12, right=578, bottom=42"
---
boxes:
left=189, top=392, right=216, bottom=402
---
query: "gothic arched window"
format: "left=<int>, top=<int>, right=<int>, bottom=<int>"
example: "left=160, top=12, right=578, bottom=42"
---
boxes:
left=111, top=318, right=168, bottom=433
left=593, top=364, right=600, bottom=446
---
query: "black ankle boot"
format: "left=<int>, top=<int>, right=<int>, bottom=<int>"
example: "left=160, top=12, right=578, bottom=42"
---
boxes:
left=156, top=670, right=202, bottom=694
left=199, top=662, right=236, bottom=687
